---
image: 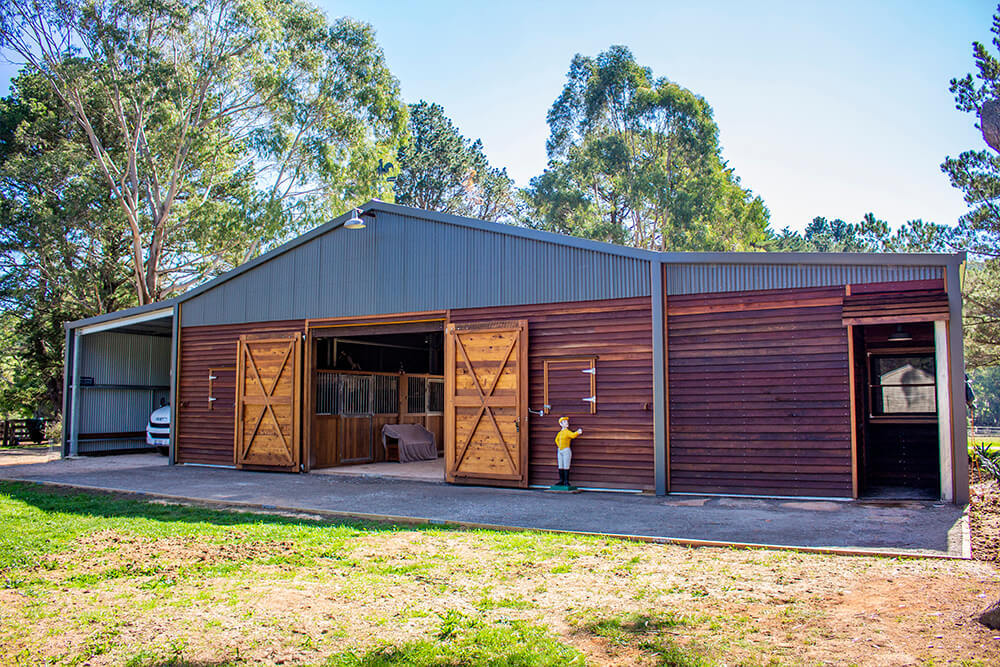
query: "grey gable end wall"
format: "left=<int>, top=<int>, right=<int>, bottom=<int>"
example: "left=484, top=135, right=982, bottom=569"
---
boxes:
left=180, top=210, right=652, bottom=326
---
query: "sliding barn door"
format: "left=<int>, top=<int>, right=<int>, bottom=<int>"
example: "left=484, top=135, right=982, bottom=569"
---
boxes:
left=445, top=320, right=528, bottom=487
left=235, top=333, right=302, bottom=471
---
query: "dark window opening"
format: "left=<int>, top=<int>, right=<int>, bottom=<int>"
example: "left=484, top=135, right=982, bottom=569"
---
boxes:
left=315, top=331, right=443, bottom=375
left=868, top=353, right=936, bottom=417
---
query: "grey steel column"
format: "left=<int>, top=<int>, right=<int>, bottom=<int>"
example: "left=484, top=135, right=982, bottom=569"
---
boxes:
left=60, top=327, right=73, bottom=457
left=68, top=330, right=82, bottom=457
left=168, top=304, right=180, bottom=466
left=651, top=260, right=667, bottom=496
left=947, top=256, right=969, bottom=504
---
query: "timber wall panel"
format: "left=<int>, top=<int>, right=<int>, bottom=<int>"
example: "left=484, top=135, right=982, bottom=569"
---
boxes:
left=177, top=320, right=304, bottom=466
left=450, top=297, right=654, bottom=490
left=667, top=286, right=853, bottom=497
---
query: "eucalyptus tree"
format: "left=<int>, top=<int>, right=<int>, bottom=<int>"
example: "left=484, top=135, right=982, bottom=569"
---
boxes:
left=394, top=101, right=517, bottom=222
left=527, top=45, right=770, bottom=251
left=0, top=0, right=407, bottom=304
left=0, top=70, right=135, bottom=415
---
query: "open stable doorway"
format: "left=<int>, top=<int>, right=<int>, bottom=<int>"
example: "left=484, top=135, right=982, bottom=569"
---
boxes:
left=306, top=322, right=445, bottom=471
left=853, top=322, right=941, bottom=499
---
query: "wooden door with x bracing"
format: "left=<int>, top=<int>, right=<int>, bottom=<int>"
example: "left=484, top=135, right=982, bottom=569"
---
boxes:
left=445, top=320, right=528, bottom=487
left=235, top=333, right=302, bottom=471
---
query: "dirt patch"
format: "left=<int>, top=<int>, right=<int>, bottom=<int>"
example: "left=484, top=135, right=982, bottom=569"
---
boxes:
left=970, top=481, right=1000, bottom=564
left=0, top=447, right=60, bottom=466
left=42, top=529, right=299, bottom=575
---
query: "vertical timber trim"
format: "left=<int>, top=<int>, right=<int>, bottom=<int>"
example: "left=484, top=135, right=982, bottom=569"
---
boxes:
left=651, top=260, right=667, bottom=496
left=302, top=329, right=314, bottom=472
left=946, top=262, right=969, bottom=504
left=294, top=334, right=303, bottom=471
left=846, top=323, right=858, bottom=498
left=169, top=303, right=180, bottom=466
left=518, top=320, right=530, bottom=487
left=234, top=337, right=244, bottom=467
left=444, top=321, right=456, bottom=483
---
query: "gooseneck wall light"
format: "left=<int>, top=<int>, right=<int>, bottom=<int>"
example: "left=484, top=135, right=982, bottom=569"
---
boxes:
left=344, top=208, right=366, bottom=230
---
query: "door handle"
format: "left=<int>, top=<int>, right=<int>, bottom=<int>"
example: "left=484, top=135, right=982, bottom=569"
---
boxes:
left=528, top=408, right=545, bottom=416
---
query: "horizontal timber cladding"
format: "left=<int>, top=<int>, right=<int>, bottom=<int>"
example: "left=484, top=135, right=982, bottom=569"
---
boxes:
left=450, top=297, right=654, bottom=491
left=667, top=286, right=853, bottom=497
left=177, top=320, right=304, bottom=466
left=842, top=288, right=949, bottom=325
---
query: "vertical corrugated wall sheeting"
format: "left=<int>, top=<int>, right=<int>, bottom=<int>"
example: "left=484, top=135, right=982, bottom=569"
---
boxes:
left=181, top=212, right=651, bottom=326
left=664, top=263, right=944, bottom=296
left=77, top=331, right=171, bottom=452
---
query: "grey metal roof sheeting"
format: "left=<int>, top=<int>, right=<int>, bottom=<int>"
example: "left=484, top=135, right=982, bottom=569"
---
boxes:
left=181, top=208, right=652, bottom=326
left=65, top=201, right=965, bottom=331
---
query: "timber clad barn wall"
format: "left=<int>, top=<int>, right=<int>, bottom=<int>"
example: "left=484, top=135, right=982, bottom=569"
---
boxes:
left=177, top=320, right=304, bottom=465
left=667, top=286, right=853, bottom=497
left=451, top=297, right=654, bottom=490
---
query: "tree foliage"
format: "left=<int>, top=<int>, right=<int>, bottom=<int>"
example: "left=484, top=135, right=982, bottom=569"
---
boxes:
left=0, top=70, right=134, bottom=416
left=394, top=101, right=517, bottom=222
left=970, top=365, right=1000, bottom=426
left=0, top=0, right=407, bottom=304
left=525, top=46, right=770, bottom=251
left=773, top=214, right=958, bottom=253
left=942, top=5, right=1000, bottom=368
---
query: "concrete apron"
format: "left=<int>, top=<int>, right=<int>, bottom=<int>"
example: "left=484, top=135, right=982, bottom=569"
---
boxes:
left=0, top=454, right=970, bottom=559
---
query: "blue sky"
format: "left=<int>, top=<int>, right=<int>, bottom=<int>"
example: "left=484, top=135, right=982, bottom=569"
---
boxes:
left=2, top=0, right=995, bottom=232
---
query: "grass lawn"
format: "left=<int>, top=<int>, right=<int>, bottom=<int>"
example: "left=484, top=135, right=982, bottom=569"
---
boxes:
left=0, top=482, right=998, bottom=666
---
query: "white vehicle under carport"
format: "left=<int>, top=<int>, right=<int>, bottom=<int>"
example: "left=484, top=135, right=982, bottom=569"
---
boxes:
left=146, top=405, right=170, bottom=455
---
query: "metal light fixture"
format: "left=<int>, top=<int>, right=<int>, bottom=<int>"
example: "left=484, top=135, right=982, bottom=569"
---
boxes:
left=344, top=208, right=366, bottom=230
left=888, top=324, right=912, bottom=342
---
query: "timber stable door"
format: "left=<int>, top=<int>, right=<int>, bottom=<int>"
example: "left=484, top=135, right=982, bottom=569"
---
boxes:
left=445, top=320, right=529, bottom=487
left=235, top=333, right=302, bottom=471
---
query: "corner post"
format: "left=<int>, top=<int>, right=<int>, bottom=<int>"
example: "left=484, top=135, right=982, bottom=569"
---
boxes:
left=168, top=304, right=180, bottom=466
left=61, top=328, right=73, bottom=457
left=947, top=257, right=969, bottom=504
left=651, top=260, right=667, bottom=496
left=68, top=330, right=82, bottom=457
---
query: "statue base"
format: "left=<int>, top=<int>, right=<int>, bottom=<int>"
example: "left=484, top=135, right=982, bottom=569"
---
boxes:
left=546, top=484, right=580, bottom=493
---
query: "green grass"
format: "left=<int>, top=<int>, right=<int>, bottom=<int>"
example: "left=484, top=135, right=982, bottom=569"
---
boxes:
left=0, top=479, right=416, bottom=573
left=0, top=480, right=992, bottom=667
left=323, top=612, right=583, bottom=666
left=570, top=611, right=715, bottom=667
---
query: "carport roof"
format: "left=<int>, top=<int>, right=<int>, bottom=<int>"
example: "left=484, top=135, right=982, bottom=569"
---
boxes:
left=65, top=200, right=966, bottom=331
left=65, top=299, right=177, bottom=332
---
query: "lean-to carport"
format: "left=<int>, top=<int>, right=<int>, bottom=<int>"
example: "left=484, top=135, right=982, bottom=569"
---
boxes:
left=62, top=301, right=178, bottom=459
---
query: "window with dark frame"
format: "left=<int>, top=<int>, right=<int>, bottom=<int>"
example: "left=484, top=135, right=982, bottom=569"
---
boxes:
left=543, top=357, right=597, bottom=415
left=867, top=352, right=937, bottom=418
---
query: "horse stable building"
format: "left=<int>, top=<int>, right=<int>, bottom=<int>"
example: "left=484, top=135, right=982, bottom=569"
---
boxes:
left=60, top=201, right=970, bottom=504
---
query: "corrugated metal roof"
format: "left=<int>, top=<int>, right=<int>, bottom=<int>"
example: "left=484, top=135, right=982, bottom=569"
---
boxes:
left=66, top=201, right=966, bottom=331
left=665, top=263, right=946, bottom=296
